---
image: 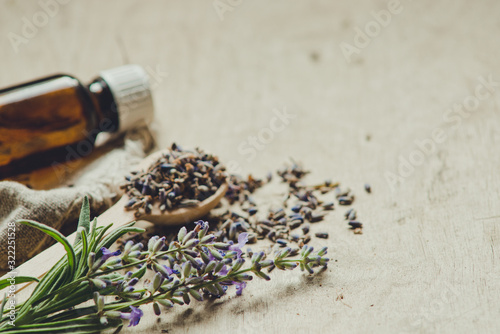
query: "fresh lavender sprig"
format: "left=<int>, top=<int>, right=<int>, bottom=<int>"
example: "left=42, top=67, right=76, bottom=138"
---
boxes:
left=0, top=199, right=328, bottom=332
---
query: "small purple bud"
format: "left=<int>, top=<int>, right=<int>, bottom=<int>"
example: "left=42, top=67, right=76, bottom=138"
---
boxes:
left=184, top=239, right=199, bottom=248
left=157, top=299, right=174, bottom=308
left=87, top=252, right=96, bottom=269
left=200, top=234, right=216, bottom=244
left=317, top=247, right=328, bottom=256
left=148, top=236, right=160, bottom=252
left=128, top=250, right=142, bottom=258
left=124, top=286, right=135, bottom=293
left=130, top=243, right=144, bottom=252
left=128, top=277, right=139, bottom=286
left=182, top=261, right=192, bottom=278
left=152, top=237, right=166, bottom=253
left=90, top=278, right=107, bottom=289
left=153, top=302, right=161, bottom=316
left=235, top=273, right=253, bottom=281
left=177, top=227, right=187, bottom=243
left=152, top=272, right=164, bottom=292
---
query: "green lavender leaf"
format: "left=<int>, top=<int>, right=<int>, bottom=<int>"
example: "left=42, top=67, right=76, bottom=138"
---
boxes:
left=0, top=316, right=121, bottom=333
left=74, top=196, right=90, bottom=246
left=16, top=220, right=76, bottom=283
left=0, top=276, right=39, bottom=290
left=96, top=222, right=144, bottom=251
left=88, top=221, right=109, bottom=253
left=0, top=294, right=6, bottom=317
left=75, top=229, right=89, bottom=278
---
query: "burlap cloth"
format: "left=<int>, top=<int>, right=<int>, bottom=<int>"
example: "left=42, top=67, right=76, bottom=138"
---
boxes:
left=0, top=127, right=155, bottom=274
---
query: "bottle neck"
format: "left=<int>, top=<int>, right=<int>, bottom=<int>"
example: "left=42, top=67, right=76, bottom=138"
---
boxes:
left=87, top=78, right=119, bottom=133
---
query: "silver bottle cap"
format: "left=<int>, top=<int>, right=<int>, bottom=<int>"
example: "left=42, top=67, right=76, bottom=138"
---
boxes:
left=99, top=65, right=154, bottom=132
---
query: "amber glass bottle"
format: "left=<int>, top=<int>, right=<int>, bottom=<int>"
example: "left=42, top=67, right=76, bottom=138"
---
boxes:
left=0, top=65, right=154, bottom=178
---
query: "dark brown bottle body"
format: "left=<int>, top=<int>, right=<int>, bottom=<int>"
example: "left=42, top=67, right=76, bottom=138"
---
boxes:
left=0, top=74, right=118, bottom=178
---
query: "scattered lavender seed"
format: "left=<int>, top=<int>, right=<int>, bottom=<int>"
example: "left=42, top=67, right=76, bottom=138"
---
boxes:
left=335, top=187, right=350, bottom=198
left=348, top=221, right=363, bottom=229
left=276, top=239, right=288, bottom=246
left=291, top=204, right=303, bottom=213
left=289, top=220, right=302, bottom=230
left=322, top=202, right=335, bottom=210
left=248, top=207, right=258, bottom=216
left=338, top=196, right=353, bottom=205
left=308, top=213, right=325, bottom=223
left=315, top=232, right=329, bottom=239
left=302, top=224, right=310, bottom=234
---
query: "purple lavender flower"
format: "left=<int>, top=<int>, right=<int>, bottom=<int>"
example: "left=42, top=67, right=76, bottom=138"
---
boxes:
left=229, top=233, right=248, bottom=258
left=163, top=265, right=180, bottom=276
left=100, top=247, right=122, bottom=262
left=235, top=282, right=247, bottom=296
left=91, top=247, right=122, bottom=271
left=217, top=265, right=229, bottom=276
left=121, top=306, right=143, bottom=327
left=195, top=220, right=208, bottom=230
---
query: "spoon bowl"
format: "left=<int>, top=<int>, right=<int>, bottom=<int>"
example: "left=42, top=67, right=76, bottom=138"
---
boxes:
left=113, top=149, right=228, bottom=225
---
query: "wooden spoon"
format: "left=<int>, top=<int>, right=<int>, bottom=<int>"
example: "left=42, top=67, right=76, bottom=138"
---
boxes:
left=0, top=149, right=228, bottom=292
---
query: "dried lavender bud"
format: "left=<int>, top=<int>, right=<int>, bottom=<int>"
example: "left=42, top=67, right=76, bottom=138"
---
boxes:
left=247, top=233, right=258, bottom=244
left=344, top=208, right=354, bottom=220
left=302, top=224, right=310, bottom=234
left=322, top=202, right=335, bottom=210
left=364, top=183, right=371, bottom=193
left=122, top=144, right=227, bottom=216
left=248, top=207, right=258, bottom=216
left=289, top=213, right=304, bottom=222
left=338, top=196, right=353, bottom=205
left=348, top=221, right=363, bottom=229
left=289, top=219, right=302, bottom=230
left=315, top=232, right=329, bottom=239
left=334, top=187, right=350, bottom=198
left=276, top=239, right=288, bottom=246
left=308, top=213, right=325, bottom=223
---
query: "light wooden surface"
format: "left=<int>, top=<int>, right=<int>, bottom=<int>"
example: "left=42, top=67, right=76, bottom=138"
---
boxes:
left=1, top=1, right=499, bottom=333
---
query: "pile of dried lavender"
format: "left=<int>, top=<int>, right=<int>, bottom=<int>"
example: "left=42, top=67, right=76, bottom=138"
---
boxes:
left=215, top=159, right=364, bottom=248
left=121, top=143, right=227, bottom=217
left=119, top=148, right=368, bottom=255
